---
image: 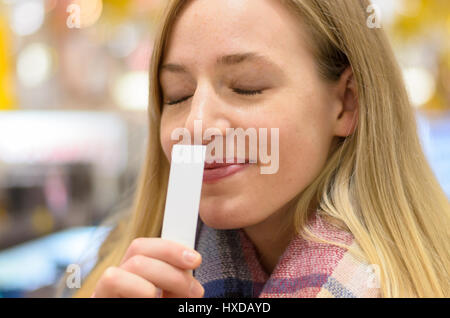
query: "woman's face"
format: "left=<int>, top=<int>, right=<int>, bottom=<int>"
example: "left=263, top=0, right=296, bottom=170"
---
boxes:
left=159, top=0, right=350, bottom=230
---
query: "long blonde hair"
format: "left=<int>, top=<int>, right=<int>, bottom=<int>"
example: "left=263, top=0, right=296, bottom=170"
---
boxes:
left=74, top=0, right=450, bottom=298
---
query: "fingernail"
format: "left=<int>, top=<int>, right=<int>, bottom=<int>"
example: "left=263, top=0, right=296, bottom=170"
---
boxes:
left=182, top=250, right=199, bottom=264
left=189, top=280, right=204, bottom=298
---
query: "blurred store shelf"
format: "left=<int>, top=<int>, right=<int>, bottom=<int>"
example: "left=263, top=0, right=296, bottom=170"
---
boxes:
left=0, top=110, right=147, bottom=250
left=0, top=225, right=111, bottom=297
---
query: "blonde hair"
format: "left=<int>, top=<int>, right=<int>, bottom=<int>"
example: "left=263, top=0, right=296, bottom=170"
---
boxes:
left=73, top=0, right=450, bottom=298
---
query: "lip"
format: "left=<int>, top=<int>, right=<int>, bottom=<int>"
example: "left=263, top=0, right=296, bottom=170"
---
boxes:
left=203, top=159, right=250, bottom=184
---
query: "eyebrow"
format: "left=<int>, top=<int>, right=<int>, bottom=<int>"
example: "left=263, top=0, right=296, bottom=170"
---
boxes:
left=217, top=52, right=269, bottom=65
left=160, top=52, right=275, bottom=74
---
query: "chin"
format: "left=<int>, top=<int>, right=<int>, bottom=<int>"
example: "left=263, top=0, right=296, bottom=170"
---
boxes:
left=198, top=205, right=251, bottom=230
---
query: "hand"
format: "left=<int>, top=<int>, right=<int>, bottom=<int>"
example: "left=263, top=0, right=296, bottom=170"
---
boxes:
left=92, top=238, right=204, bottom=298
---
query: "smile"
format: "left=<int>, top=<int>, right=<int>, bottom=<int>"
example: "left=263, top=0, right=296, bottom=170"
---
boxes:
left=203, top=160, right=251, bottom=184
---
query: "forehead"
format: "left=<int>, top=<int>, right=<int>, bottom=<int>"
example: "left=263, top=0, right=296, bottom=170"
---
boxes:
left=161, top=0, right=307, bottom=67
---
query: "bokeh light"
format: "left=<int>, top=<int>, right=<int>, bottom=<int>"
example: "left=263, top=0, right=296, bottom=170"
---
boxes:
left=106, top=22, right=140, bottom=58
left=10, top=0, right=45, bottom=36
left=16, top=42, right=52, bottom=88
left=112, top=71, right=149, bottom=110
left=403, top=67, right=437, bottom=107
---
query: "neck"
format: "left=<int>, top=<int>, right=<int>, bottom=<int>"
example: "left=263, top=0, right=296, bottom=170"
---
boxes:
left=243, top=201, right=297, bottom=275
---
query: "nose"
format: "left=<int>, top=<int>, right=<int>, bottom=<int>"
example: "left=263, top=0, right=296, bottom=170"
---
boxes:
left=184, top=80, right=230, bottom=146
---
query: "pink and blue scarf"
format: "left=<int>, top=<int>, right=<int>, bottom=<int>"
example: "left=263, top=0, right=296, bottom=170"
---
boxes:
left=193, top=212, right=381, bottom=298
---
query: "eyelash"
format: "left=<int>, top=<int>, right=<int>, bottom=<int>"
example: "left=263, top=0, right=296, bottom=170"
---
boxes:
left=166, top=96, right=191, bottom=106
left=165, top=88, right=264, bottom=106
left=233, top=88, right=264, bottom=96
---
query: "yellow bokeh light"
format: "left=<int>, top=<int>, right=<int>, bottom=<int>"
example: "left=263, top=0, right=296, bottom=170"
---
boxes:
left=31, top=206, right=54, bottom=235
left=0, top=14, right=16, bottom=110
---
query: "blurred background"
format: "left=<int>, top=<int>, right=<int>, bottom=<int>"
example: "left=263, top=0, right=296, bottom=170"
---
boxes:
left=0, top=0, right=448, bottom=297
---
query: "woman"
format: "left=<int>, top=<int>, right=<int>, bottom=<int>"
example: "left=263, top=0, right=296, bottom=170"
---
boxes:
left=74, top=0, right=450, bottom=298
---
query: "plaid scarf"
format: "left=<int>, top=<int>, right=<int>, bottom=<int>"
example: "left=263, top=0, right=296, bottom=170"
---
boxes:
left=193, top=211, right=381, bottom=298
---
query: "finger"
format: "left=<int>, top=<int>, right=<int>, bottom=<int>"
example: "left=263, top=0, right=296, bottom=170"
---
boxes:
left=121, top=255, right=204, bottom=298
left=120, top=238, right=202, bottom=270
left=94, top=266, right=159, bottom=298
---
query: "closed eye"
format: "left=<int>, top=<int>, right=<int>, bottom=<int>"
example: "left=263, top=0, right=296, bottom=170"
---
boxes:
left=165, top=95, right=192, bottom=106
left=164, top=88, right=264, bottom=106
left=232, top=88, right=264, bottom=96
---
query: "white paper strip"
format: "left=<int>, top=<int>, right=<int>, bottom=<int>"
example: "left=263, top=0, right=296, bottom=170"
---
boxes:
left=161, top=144, right=206, bottom=251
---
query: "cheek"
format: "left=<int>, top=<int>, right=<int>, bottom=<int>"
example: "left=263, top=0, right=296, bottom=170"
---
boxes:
left=256, top=95, right=334, bottom=204
left=279, top=120, right=330, bottom=187
left=280, top=100, right=334, bottom=173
